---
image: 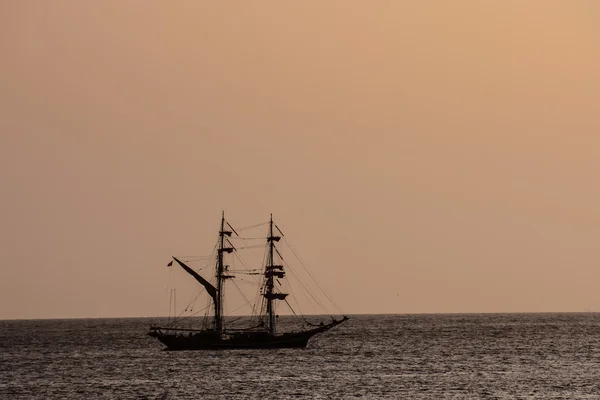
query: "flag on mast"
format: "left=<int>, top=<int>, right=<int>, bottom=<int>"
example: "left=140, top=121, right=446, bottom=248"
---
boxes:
left=167, top=260, right=173, bottom=267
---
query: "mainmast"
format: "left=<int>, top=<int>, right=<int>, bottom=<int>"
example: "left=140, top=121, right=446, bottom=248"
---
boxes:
left=264, top=214, right=287, bottom=335
left=216, top=211, right=233, bottom=333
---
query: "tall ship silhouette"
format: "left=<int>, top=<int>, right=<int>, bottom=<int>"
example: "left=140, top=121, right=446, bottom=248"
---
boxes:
left=148, top=212, right=348, bottom=350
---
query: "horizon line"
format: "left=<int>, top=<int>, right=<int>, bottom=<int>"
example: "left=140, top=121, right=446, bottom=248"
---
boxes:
left=1, top=310, right=597, bottom=321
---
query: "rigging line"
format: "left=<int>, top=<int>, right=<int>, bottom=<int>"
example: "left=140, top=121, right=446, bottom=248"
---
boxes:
left=275, top=224, right=285, bottom=237
left=169, top=303, right=213, bottom=325
left=203, top=295, right=212, bottom=328
left=236, top=221, right=269, bottom=231
left=231, top=280, right=253, bottom=310
left=227, top=270, right=256, bottom=275
left=283, top=299, right=307, bottom=323
left=190, top=240, right=215, bottom=256
left=165, top=263, right=173, bottom=302
left=181, top=262, right=210, bottom=268
left=229, top=268, right=260, bottom=272
left=205, top=241, right=218, bottom=263
left=180, top=262, right=211, bottom=268
left=251, top=248, right=268, bottom=319
left=232, top=252, right=260, bottom=284
left=283, top=298, right=297, bottom=317
left=226, top=221, right=239, bottom=236
left=251, top=277, right=262, bottom=320
left=182, top=288, right=204, bottom=314
left=237, top=245, right=268, bottom=250
left=169, top=289, right=177, bottom=320
left=274, top=246, right=284, bottom=260
left=226, top=315, right=246, bottom=325
left=226, top=295, right=261, bottom=325
left=283, top=258, right=330, bottom=315
left=283, top=237, right=344, bottom=315
left=174, top=303, right=210, bottom=323
left=229, top=281, right=256, bottom=317
left=229, top=237, right=266, bottom=241
left=168, top=289, right=173, bottom=321
left=230, top=295, right=260, bottom=316
left=283, top=280, right=308, bottom=326
left=283, top=298, right=304, bottom=324
left=175, top=255, right=213, bottom=259
left=180, top=263, right=210, bottom=271
left=282, top=267, right=305, bottom=319
left=232, top=278, right=260, bottom=285
left=226, top=238, right=237, bottom=251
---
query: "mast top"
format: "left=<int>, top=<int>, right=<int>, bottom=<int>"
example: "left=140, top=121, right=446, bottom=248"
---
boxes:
left=267, top=213, right=280, bottom=242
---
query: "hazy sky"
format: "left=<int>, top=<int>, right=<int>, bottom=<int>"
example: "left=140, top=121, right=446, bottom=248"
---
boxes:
left=2, top=2, right=599, bottom=319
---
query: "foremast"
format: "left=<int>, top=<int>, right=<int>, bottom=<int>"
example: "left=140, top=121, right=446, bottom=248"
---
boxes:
left=216, top=211, right=234, bottom=333
left=264, top=214, right=287, bottom=335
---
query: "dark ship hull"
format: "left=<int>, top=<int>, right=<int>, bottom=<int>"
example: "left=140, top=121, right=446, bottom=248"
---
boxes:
left=148, top=317, right=348, bottom=351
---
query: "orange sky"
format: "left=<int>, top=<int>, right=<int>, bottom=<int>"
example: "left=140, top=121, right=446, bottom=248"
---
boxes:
left=1, top=2, right=599, bottom=319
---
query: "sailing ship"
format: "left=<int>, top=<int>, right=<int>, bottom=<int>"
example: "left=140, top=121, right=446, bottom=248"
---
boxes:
left=148, top=212, right=348, bottom=350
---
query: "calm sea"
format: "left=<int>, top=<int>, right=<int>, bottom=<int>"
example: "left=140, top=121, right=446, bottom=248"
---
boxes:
left=1, top=314, right=599, bottom=399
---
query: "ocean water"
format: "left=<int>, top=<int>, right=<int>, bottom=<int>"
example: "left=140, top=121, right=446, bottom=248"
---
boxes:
left=1, top=314, right=599, bottom=399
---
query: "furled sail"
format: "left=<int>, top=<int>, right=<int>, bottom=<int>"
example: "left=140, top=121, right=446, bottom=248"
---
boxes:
left=172, top=257, right=218, bottom=302
left=264, top=293, right=288, bottom=300
left=265, top=270, right=285, bottom=279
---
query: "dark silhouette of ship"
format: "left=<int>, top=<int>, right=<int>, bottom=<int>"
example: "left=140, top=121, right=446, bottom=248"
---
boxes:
left=148, top=213, right=348, bottom=350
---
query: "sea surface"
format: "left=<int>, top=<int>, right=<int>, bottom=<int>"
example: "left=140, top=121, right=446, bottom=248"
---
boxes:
left=1, top=314, right=599, bottom=399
